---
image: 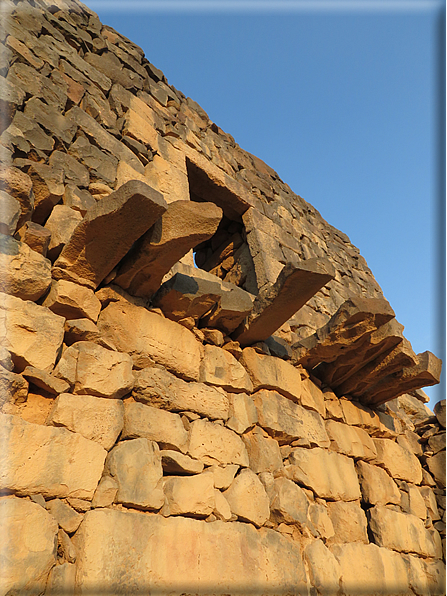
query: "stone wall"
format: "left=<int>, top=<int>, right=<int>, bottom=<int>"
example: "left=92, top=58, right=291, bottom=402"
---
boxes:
left=0, top=0, right=445, bottom=594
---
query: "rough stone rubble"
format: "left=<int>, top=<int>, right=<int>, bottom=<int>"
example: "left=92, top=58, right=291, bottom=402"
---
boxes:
left=0, top=0, right=444, bottom=594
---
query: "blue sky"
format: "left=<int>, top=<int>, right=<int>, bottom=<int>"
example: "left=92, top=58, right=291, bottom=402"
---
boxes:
left=91, top=0, right=445, bottom=408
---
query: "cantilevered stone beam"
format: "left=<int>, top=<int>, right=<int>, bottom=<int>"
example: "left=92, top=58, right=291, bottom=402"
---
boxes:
left=152, top=273, right=223, bottom=323
left=292, top=296, right=395, bottom=370
left=338, top=337, right=418, bottom=398
left=361, top=351, right=442, bottom=406
left=313, top=318, right=405, bottom=388
left=114, top=200, right=222, bottom=298
left=232, top=259, right=335, bottom=348
left=52, top=180, right=167, bottom=289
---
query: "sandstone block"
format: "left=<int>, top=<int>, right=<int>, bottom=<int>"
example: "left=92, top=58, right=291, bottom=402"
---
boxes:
left=400, top=483, right=427, bottom=519
left=325, top=419, right=377, bottom=460
left=269, top=477, right=309, bottom=527
left=308, top=501, right=334, bottom=540
left=42, top=279, right=101, bottom=322
left=73, top=509, right=308, bottom=594
left=47, top=393, right=124, bottom=451
left=63, top=318, right=116, bottom=350
left=214, top=489, right=232, bottom=521
left=133, top=366, right=229, bottom=420
left=330, top=542, right=410, bottom=596
left=199, top=344, right=253, bottom=393
left=226, top=392, right=258, bottom=434
left=355, top=460, right=401, bottom=506
left=419, top=485, right=440, bottom=521
left=339, top=398, right=382, bottom=431
left=46, top=498, right=83, bottom=534
left=327, top=500, right=368, bottom=544
left=253, top=389, right=330, bottom=447
left=0, top=190, right=20, bottom=235
left=187, top=419, right=249, bottom=466
left=45, top=204, right=84, bottom=261
left=0, top=166, right=33, bottom=229
left=15, top=221, right=51, bottom=257
left=0, top=234, right=51, bottom=301
left=98, top=300, right=203, bottom=380
left=240, top=347, right=302, bottom=402
left=426, top=451, right=446, bottom=487
left=304, top=539, right=341, bottom=596
left=122, top=401, right=188, bottom=453
left=26, top=162, right=64, bottom=224
left=161, top=450, right=204, bottom=475
left=434, top=399, right=446, bottom=428
left=210, top=464, right=240, bottom=490
left=49, top=150, right=90, bottom=188
left=428, top=431, right=446, bottom=454
left=144, top=154, right=190, bottom=204
left=54, top=341, right=134, bottom=399
left=151, top=271, right=222, bottom=323
left=242, top=427, right=283, bottom=474
left=0, top=414, right=107, bottom=499
left=300, top=376, right=326, bottom=417
left=234, top=258, right=335, bottom=347
left=368, top=505, right=439, bottom=557
left=223, top=469, right=270, bottom=527
left=286, top=447, right=361, bottom=501
left=0, top=497, right=58, bottom=595
left=114, top=200, right=222, bottom=298
left=22, top=366, right=70, bottom=395
left=63, top=184, right=96, bottom=216
left=162, top=472, right=215, bottom=518
left=373, top=438, right=423, bottom=484
left=0, top=293, right=65, bottom=372
left=91, top=476, right=119, bottom=509
left=200, top=279, right=255, bottom=334
left=45, top=562, right=76, bottom=596
left=52, top=180, right=167, bottom=289
left=293, top=296, right=395, bottom=369
left=0, top=364, right=28, bottom=406
left=105, top=438, right=164, bottom=510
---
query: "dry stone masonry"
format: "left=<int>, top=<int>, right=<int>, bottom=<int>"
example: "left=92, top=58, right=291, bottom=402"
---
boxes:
left=0, top=0, right=444, bottom=594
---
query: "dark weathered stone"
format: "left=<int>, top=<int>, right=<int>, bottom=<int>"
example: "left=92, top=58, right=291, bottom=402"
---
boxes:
left=337, top=337, right=418, bottom=398
left=9, top=111, right=55, bottom=153
left=52, top=180, right=167, bottom=289
left=0, top=74, right=25, bottom=134
left=292, top=297, right=395, bottom=370
left=49, top=151, right=90, bottom=188
left=84, top=51, right=144, bottom=91
left=151, top=272, right=222, bottom=323
left=7, top=62, right=66, bottom=111
left=24, top=97, right=77, bottom=145
left=234, top=259, right=335, bottom=347
left=68, top=136, right=118, bottom=185
left=313, top=318, right=405, bottom=388
left=361, top=351, right=442, bottom=406
left=114, top=200, right=222, bottom=298
left=25, top=162, right=64, bottom=224
left=62, top=184, right=96, bottom=216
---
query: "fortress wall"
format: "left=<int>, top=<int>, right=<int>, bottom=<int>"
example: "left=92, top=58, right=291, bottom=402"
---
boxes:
left=0, top=1, right=444, bottom=594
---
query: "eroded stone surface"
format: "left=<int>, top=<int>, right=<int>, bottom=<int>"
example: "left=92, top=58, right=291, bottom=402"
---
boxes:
left=223, top=468, right=270, bottom=527
left=373, top=438, right=423, bottom=485
left=187, top=419, right=249, bottom=467
left=199, top=344, right=253, bottom=393
left=0, top=414, right=106, bottom=499
left=42, top=279, right=101, bottom=322
left=0, top=497, right=58, bottom=596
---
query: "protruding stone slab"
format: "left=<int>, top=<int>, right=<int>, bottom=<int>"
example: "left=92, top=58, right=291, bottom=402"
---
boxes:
left=292, top=297, right=395, bottom=369
left=234, top=259, right=335, bottom=347
left=313, top=318, right=405, bottom=389
left=73, top=509, right=308, bottom=594
left=361, top=351, right=442, bottom=406
left=114, top=200, right=222, bottom=297
left=98, top=300, right=203, bottom=380
left=0, top=293, right=65, bottom=372
left=53, top=180, right=167, bottom=289
left=0, top=234, right=52, bottom=301
left=132, top=366, right=229, bottom=420
left=22, top=366, right=70, bottom=395
left=0, top=413, right=107, bottom=499
left=0, top=497, right=58, bottom=596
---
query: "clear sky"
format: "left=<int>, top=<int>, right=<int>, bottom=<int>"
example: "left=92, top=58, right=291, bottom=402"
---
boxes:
left=90, top=0, right=445, bottom=409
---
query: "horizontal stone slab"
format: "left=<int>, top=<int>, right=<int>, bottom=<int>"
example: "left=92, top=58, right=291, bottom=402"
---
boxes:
left=73, top=509, right=308, bottom=594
